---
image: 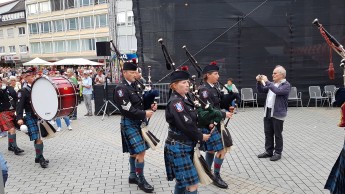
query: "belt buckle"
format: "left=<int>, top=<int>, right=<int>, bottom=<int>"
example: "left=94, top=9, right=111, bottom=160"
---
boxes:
left=171, top=139, right=175, bottom=145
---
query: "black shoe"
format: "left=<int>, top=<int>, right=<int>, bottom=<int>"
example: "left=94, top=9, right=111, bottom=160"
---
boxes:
left=129, top=177, right=138, bottom=184
left=270, top=153, right=281, bottom=161
left=213, top=173, right=228, bottom=189
left=137, top=177, right=154, bottom=193
left=257, top=152, right=273, bottom=158
left=8, top=146, right=24, bottom=155
left=38, top=156, right=49, bottom=168
left=35, top=156, right=50, bottom=164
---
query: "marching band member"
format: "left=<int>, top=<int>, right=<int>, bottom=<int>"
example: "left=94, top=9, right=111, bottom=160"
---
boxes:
left=164, top=68, right=211, bottom=194
left=198, top=62, right=232, bottom=189
left=114, top=61, right=157, bottom=193
left=16, top=67, right=49, bottom=168
left=0, top=77, right=24, bottom=155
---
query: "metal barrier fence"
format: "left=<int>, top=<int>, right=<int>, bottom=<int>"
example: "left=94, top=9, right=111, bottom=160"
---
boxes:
left=151, top=83, right=170, bottom=106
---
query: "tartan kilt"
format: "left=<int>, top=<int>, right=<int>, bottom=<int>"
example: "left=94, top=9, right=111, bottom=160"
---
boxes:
left=24, top=113, right=40, bottom=141
left=325, top=140, right=345, bottom=194
left=0, top=111, right=15, bottom=131
left=120, top=118, right=149, bottom=155
left=164, top=140, right=199, bottom=188
left=199, top=127, right=224, bottom=152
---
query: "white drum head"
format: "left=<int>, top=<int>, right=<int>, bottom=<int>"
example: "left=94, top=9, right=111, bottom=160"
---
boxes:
left=31, top=78, right=58, bottom=120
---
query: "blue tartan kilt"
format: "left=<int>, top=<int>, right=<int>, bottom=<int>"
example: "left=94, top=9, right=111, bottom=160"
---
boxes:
left=325, top=140, right=345, bottom=194
left=24, top=113, right=40, bottom=141
left=164, top=140, right=199, bottom=188
left=120, top=118, right=149, bottom=155
left=199, top=127, right=223, bottom=152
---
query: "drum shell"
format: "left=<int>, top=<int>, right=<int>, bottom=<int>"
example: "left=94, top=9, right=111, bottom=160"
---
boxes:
left=31, top=76, right=77, bottom=120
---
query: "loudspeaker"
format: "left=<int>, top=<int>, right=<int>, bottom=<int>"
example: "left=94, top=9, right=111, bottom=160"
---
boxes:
left=96, top=41, right=111, bottom=56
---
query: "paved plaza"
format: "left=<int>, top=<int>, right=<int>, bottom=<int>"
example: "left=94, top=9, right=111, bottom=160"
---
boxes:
left=1, top=103, right=343, bottom=194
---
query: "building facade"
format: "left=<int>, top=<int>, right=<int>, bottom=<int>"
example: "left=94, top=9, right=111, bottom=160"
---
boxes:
left=0, top=0, right=29, bottom=67
left=25, top=0, right=109, bottom=61
left=109, top=0, right=136, bottom=54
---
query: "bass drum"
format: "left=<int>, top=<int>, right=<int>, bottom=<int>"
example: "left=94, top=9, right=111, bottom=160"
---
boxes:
left=31, top=76, right=77, bottom=120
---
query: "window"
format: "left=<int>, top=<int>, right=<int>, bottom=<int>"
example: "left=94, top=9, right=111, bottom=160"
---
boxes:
left=54, top=41, right=65, bottom=53
left=9, top=46, right=15, bottom=53
left=96, top=14, right=108, bottom=27
left=0, top=46, right=4, bottom=53
left=7, top=28, right=14, bottom=38
left=66, top=18, right=79, bottom=30
left=80, top=16, right=93, bottom=29
left=42, top=42, right=53, bottom=53
left=29, top=23, right=39, bottom=34
left=96, top=37, right=108, bottom=42
left=18, top=27, right=25, bottom=35
left=0, top=30, right=3, bottom=38
left=53, top=20, right=64, bottom=32
left=27, top=4, right=38, bottom=15
left=19, top=45, right=27, bottom=53
left=67, top=40, right=80, bottom=52
left=65, top=0, right=77, bottom=9
left=118, top=35, right=137, bottom=52
left=30, top=42, right=41, bottom=54
left=94, top=0, right=107, bottom=4
left=40, top=22, right=51, bottom=33
left=39, top=1, right=51, bottom=13
left=127, top=11, right=134, bottom=26
left=80, top=0, right=93, bottom=7
left=116, top=12, right=126, bottom=26
left=81, top=38, right=95, bottom=51
left=51, top=0, right=63, bottom=11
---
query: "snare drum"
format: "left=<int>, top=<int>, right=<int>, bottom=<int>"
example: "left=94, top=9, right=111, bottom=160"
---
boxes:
left=31, top=76, right=78, bottom=120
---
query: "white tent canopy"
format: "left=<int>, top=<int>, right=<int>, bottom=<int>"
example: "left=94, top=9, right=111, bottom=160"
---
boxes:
left=53, top=58, right=102, bottom=66
left=23, top=57, right=53, bottom=66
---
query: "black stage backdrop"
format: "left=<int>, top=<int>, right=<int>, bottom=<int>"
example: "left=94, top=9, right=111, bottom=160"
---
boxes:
left=133, top=0, right=345, bottom=105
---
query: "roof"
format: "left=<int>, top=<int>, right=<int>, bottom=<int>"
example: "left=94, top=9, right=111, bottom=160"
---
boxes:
left=0, top=0, right=17, bottom=7
left=6, top=0, right=24, bottom=14
left=0, top=0, right=25, bottom=26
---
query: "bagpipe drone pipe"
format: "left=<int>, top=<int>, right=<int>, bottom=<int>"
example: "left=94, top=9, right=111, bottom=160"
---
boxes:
left=182, top=45, right=234, bottom=151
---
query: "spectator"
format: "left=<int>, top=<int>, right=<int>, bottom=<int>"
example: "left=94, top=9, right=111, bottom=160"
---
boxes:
left=67, top=68, right=78, bottom=120
left=256, top=65, right=291, bottom=161
left=55, top=117, right=72, bottom=131
left=82, top=71, right=93, bottom=116
left=94, top=69, right=106, bottom=85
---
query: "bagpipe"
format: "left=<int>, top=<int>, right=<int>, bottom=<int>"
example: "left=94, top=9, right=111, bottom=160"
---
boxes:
left=313, top=19, right=345, bottom=127
left=109, top=40, right=160, bottom=149
left=312, top=18, right=345, bottom=81
left=182, top=45, right=234, bottom=152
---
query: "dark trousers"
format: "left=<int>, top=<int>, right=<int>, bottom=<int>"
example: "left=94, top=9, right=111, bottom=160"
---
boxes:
left=263, top=116, right=284, bottom=155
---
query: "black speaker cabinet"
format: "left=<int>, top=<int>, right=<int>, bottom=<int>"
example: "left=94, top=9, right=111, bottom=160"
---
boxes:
left=96, top=41, right=111, bottom=56
left=93, top=84, right=120, bottom=115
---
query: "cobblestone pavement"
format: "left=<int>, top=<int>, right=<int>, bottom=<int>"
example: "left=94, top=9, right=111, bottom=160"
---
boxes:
left=1, top=103, right=343, bottom=194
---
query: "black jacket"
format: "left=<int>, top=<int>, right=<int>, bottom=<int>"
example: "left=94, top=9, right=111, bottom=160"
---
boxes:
left=0, top=86, right=17, bottom=112
left=16, top=85, right=35, bottom=120
left=114, top=80, right=146, bottom=120
left=198, top=82, right=226, bottom=119
left=165, top=91, right=203, bottom=142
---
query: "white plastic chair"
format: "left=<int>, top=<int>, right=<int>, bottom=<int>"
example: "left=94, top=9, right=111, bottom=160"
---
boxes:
left=323, top=85, right=337, bottom=106
left=288, top=87, right=303, bottom=107
left=307, top=86, right=330, bottom=107
left=240, top=88, right=258, bottom=109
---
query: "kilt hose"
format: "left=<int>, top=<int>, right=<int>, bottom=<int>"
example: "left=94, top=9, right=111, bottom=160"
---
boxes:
left=120, top=118, right=149, bottom=155
left=164, top=140, right=199, bottom=188
left=24, top=112, right=40, bottom=141
left=325, top=139, right=345, bottom=194
left=0, top=111, right=15, bottom=131
left=200, top=127, right=224, bottom=152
